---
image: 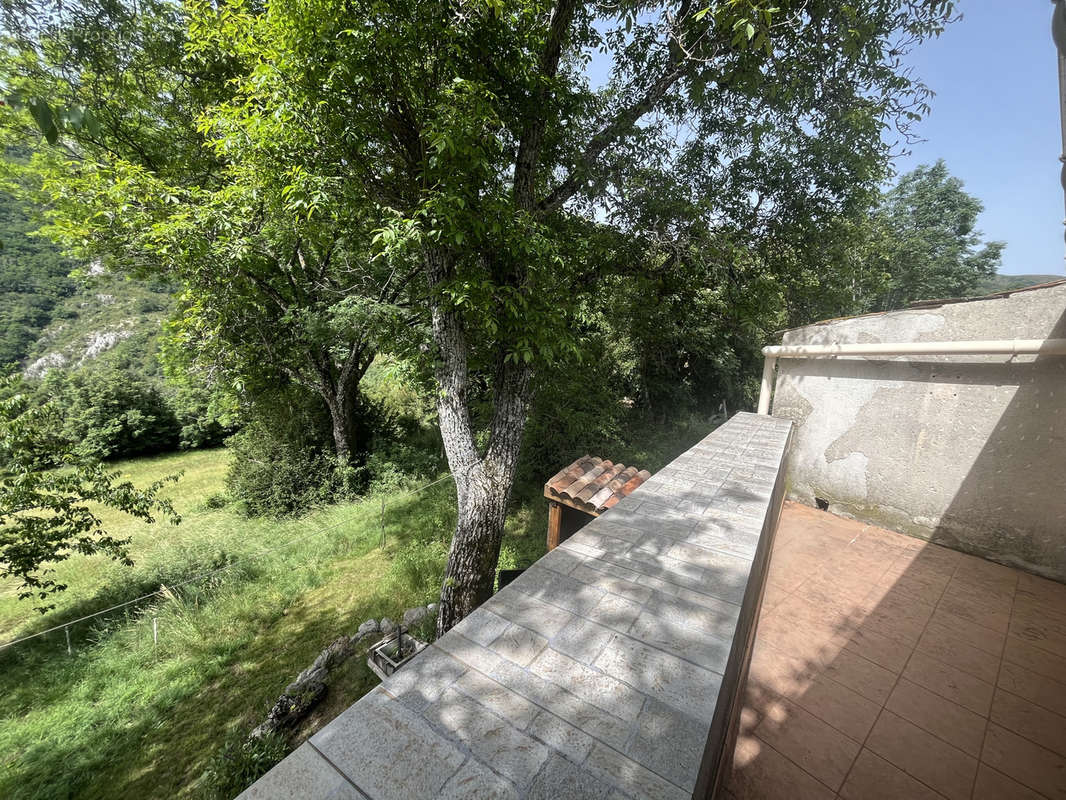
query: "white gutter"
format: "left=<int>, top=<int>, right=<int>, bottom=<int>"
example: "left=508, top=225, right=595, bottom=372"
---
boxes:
left=756, top=338, right=1066, bottom=415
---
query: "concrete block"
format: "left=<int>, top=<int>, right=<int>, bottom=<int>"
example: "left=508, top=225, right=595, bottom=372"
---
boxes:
left=425, top=688, right=549, bottom=787
left=452, top=668, right=540, bottom=729
left=236, top=743, right=367, bottom=800
left=310, top=688, right=465, bottom=800
left=584, top=742, right=690, bottom=800
left=380, top=644, right=467, bottom=712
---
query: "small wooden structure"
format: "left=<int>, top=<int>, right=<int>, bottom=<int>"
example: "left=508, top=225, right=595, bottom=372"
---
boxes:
left=544, top=456, right=651, bottom=550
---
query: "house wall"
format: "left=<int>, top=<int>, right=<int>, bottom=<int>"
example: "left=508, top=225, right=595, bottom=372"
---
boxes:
left=771, top=282, right=1066, bottom=581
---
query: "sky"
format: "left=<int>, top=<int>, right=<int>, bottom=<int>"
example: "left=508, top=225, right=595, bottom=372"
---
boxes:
left=584, top=3, right=1065, bottom=277
left=895, top=1, right=1064, bottom=276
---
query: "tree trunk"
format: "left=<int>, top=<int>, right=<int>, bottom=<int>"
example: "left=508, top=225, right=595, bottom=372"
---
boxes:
left=319, top=347, right=372, bottom=466
left=426, top=246, right=533, bottom=635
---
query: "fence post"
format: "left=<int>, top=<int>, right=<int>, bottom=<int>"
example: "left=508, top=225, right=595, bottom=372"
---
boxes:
left=380, top=497, right=386, bottom=549
left=65, top=625, right=72, bottom=656
left=153, top=617, right=158, bottom=646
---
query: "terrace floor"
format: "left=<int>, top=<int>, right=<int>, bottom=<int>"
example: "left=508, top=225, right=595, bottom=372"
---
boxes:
left=726, top=502, right=1066, bottom=800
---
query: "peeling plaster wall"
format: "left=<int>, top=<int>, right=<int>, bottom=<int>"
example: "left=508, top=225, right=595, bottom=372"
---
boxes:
left=771, top=282, right=1066, bottom=582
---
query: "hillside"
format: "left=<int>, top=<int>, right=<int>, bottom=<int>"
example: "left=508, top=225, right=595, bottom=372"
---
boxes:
left=23, top=268, right=173, bottom=379
left=0, top=189, right=76, bottom=367
left=972, top=272, right=1063, bottom=295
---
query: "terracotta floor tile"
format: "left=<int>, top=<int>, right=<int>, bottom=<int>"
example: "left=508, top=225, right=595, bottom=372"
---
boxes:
left=865, top=711, right=977, bottom=800
left=1010, top=609, right=1066, bottom=661
left=875, top=569, right=951, bottom=607
left=844, top=624, right=914, bottom=674
left=990, top=687, right=1066, bottom=758
left=1003, top=634, right=1066, bottom=682
left=819, top=648, right=898, bottom=706
left=753, top=696, right=861, bottom=791
left=951, top=556, right=1019, bottom=596
left=981, top=722, right=1066, bottom=799
left=971, top=763, right=1046, bottom=800
left=902, top=651, right=995, bottom=716
left=927, top=609, right=1007, bottom=656
left=792, top=674, right=882, bottom=743
left=839, top=749, right=949, bottom=800
left=748, top=639, right=816, bottom=698
left=998, top=660, right=1066, bottom=717
left=856, top=592, right=936, bottom=647
left=937, top=591, right=1011, bottom=634
left=916, top=621, right=1002, bottom=684
left=1017, top=572, right=1066, bottom=609
left=728, top=734, right=835, bottom=800
left=755, top=611, right=848, bottom=665
left=886, top=678, right=988, bottom=757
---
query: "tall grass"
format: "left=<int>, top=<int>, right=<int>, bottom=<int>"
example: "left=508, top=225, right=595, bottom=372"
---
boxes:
left=0, top=448, right=491, bottom=800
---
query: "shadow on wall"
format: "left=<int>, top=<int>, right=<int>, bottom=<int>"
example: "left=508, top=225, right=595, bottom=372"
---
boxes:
left=774, top=304, right=1066, bottom=582
left=726, top=501, right=1066, bottom=800
left=934, top=308, right=1066, bottom=578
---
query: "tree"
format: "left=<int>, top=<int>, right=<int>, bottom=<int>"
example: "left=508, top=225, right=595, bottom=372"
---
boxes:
left=0, top=375, right=179, bottom=611
left=869, top=160, right=1004, bottom=310
left=0, top=0, right=392, bottom=468
left=182, top=0, right=953, bottom=633
left=12, top=0, right=957, bottom=632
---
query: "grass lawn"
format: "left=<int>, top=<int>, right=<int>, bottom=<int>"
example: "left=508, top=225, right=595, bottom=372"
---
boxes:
left=0, top=448, right=548, bottom=800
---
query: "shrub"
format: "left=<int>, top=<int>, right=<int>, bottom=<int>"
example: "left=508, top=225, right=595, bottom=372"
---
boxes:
left=39, top=367, right=180, bottom=459
left=226, top=385, right=360, bottom=517
left=199, top=730, right=289, bottom=800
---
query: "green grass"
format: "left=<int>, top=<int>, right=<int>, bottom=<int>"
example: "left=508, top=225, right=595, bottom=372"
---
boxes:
left=0, top=448, right=547, bottom=800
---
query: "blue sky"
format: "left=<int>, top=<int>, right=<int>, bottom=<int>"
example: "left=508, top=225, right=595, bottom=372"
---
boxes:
left=896, top=2, right=1064, bottom=276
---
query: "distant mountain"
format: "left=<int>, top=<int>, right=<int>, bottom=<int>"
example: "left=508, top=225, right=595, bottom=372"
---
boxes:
left=972, top=273, right=1063, bottom=296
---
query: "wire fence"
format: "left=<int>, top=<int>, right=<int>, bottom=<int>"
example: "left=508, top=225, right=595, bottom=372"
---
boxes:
left=0, top=472, right=456, bottom=654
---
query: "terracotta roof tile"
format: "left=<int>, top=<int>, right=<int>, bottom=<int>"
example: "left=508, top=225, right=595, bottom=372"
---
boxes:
left=544, top=456, right=651, bottom=515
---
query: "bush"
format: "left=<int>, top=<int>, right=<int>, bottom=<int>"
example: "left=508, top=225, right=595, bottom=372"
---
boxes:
left=39, top=367, right=180, bottom=459
left=226, top=385, right=360, bottom=517
left=199, top=730, right=289, bottom=800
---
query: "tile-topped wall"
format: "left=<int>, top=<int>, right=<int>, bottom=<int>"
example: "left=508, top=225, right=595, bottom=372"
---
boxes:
left=238, top=412, right=793, bottom=800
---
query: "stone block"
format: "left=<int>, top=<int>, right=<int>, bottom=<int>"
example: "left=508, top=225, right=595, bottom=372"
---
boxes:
left=594, top=633, right=722, bottom=722
left=311, top=688, right=466, bottom=800
left=529, top=647, right=644, bottom=723
left=452, top=668, right=540, bottom=729
left=236, top=743, right=367, bottom=800
left=424, top=687, right=549, bottom=788
left=527, top=753, right=612, bottom=800
left=380, top=644, right=467, bottom=713
left=490, top=623, right=548, bottom=667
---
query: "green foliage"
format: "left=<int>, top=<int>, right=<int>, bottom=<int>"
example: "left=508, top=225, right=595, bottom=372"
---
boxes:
left=972, top=273, right=1063, bottom=296
left=0, top=374, right=180, bottom=610
left=38, top=368, right=181, bottom=460
left=0, top=175, right=74, bottom=367
left=868, top=160, right=1005, bottom=310
left=199, top=730, right=289, bottom=800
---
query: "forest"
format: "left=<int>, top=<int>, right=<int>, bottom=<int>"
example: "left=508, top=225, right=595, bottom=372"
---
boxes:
left=0, top=0, right=1031, bottom=797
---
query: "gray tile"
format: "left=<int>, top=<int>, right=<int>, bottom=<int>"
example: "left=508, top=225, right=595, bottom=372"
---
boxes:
left=584, top=742, right=690, bottom=800
left=425, top=687, right=549, bottom=788
left=236, top=743, right=367, bottom=800
left=437, top=762, right=518, bottom=799
left=311, top=689, right=465, bottom=800
left=530, top=646, right=646, bottom=722
left=527, top=753, right=612, bottom=800
left=491, top=623, right=548, bottom=667
left=380, top=644, right=467, bottom=712
left=625, top=698, right=706, bottom=790
left=594, top=633, right=723, bottom=722
left=452, top=667, right=540, bottom=729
